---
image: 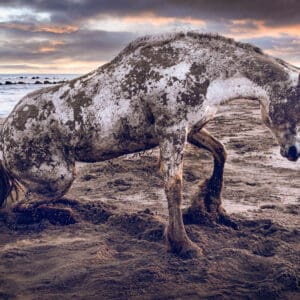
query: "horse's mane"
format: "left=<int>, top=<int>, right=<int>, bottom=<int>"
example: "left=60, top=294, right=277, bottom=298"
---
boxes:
left=119, top=31, right=264, bottom=57
left=275, top=57, right=300, bottom=72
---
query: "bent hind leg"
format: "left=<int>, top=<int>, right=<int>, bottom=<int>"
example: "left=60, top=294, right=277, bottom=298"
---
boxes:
left=183, top=128, right=238, bottom=229
left=11, top=156, right=77, bottom=224
left=7, top=146, right=76, bottom=225
left=10, top=145, right=76, bottom=207
left=22, top=163, right=76, bottom=206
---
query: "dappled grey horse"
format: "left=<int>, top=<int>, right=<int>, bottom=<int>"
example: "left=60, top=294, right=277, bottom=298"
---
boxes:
left=1, top=32, right=300, bottom=258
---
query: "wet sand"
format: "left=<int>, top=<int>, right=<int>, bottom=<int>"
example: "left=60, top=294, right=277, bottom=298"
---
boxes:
left=0, top=100, right=299, bottom=299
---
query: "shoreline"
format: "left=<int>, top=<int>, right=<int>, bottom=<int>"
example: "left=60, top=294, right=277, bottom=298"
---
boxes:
left=0, top=74, right=79, bottom=117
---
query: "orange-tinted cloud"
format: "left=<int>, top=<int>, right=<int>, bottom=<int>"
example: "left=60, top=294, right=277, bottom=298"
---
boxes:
left=0, top=22, right=78, bottom=34
left=34, top=24, right=78, bottom=34
left=121, top=13, right=206, bottom=26
left=0, top=22, right=32, bottom=31
left=0, top=59, right=103, bottom=74
left=38, top=41, right=65, bottom=53
left=228, top=19, right=300, bottom=39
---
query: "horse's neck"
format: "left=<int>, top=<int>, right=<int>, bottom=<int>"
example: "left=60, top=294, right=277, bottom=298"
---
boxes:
left=205, top=76, right=270, bottom=108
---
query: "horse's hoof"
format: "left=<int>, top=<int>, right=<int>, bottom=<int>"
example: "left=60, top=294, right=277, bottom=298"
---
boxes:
left=173, top=241, right=203, bottom=259
left=182, top=207, right=212, bottom=226
left=217, top=213, right=239, bottom=230
left=167, top=236, right=203, bottom=259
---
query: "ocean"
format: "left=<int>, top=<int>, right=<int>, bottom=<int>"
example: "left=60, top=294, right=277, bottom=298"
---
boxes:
left=0, top=74, right=79, bottom=117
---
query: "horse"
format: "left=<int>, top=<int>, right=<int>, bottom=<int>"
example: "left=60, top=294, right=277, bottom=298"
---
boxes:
left=0, top=32, right=299, bottom=258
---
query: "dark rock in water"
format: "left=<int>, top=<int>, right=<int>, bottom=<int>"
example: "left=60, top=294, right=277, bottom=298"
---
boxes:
left=43, top=80, right=51, bottom=84
left=35, top=80, right=42, bottom=84
left=32, top=76, right=40, bottom=79
left=57, top=80, right=66, bottom=84
left=5, top=81, right=13, bottom=85
left=17, top=81, right=25, bottom=84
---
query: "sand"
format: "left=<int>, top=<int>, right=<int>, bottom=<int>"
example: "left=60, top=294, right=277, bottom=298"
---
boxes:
left=0, top=100, right=299, bottom=299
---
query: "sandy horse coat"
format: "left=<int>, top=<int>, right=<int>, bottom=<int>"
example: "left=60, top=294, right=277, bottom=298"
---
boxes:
left=1, top=32, right=300, bottom=258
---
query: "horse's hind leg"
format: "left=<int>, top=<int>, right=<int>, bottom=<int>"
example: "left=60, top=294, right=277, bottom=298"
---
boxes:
left=13, top=150, right=76, bottom=208
left=184, top=128, right=238, bottom=229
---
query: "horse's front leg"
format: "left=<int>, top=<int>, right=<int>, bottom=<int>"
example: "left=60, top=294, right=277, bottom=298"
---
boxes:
left=184, top=128, right=238, bottom=229
left=159, top=127, right=203, bottom=258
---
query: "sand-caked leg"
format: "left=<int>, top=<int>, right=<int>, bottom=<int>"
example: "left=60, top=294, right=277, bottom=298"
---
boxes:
left=183, top=128, right=238, bottom=229
left=159, top=126, right=203, bottom=258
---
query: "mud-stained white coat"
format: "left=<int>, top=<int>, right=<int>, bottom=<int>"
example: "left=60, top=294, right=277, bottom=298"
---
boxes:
left=0, top=32, right=299, bottom=257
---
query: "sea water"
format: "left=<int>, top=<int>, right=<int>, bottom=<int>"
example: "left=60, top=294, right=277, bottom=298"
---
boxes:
left=0, top=74, right=79, bottom=117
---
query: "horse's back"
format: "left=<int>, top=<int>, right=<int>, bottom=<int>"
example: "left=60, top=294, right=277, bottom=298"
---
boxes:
left=3, top=32, right=229, bottom=167
left=2, top=70, right=159, bottom=168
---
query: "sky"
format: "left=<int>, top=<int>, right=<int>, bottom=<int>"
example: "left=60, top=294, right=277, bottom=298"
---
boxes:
left=0, top=0, right=299, bottom=74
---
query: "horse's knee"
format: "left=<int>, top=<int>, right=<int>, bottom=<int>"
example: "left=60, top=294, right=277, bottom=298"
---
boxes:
left=211, top=142, right=227, bottom=165
left=216, top=145, right=227, bottom=163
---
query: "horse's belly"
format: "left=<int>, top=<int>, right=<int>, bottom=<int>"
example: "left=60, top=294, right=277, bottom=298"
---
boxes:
left=74, top=122, right=158, bottom=162
left=74, top=136, right=158, bottom=162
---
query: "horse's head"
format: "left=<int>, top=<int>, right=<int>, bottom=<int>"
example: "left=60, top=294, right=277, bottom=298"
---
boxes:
left=261, top=73, right=300, bottom=161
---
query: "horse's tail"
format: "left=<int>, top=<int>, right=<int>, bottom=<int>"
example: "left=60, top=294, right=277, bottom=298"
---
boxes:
left=0, top=160, right=21, bottom=207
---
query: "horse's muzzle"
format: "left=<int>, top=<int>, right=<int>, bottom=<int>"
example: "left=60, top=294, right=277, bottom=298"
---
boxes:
left=281, top=145, right=299, bottom=161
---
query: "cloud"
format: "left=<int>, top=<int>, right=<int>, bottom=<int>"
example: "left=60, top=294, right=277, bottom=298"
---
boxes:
left=0, top=0, right=299, bottom=72
left=242, top=35, right=300, bottom=65
left=0, top=27, right=136, bottom=63
left=0, top=64, right=41, bottom=69
left=1, top=0, right=300, bottom=26
left=0, top=22, right=78, bottom=33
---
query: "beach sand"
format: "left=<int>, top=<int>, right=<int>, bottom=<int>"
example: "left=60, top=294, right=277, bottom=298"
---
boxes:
left=0, top=100, right=299, bottom=299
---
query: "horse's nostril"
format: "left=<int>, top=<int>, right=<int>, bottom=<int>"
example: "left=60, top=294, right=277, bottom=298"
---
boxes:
left=287, top=145, right=298, bottom=160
